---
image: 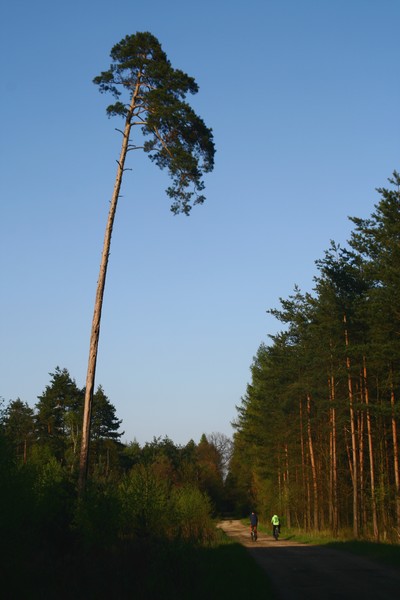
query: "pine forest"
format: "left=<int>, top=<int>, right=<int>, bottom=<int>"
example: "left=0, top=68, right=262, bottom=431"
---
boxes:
left=231, top=172, right=400, bottom=542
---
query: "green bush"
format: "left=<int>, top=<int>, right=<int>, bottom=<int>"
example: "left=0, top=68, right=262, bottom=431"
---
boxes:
left=118, top=464, right=170, bottom=538
left=170, top=485, right=215, bottom=543
left=74, top=480, right=122, bottom=548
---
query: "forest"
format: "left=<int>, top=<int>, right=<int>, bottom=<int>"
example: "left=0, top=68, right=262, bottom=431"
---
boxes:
left=231, top=172, right=400, bottom=543
left=0, top=367, right=237, bottom=597
left=1, top=172, right=400, bottom=596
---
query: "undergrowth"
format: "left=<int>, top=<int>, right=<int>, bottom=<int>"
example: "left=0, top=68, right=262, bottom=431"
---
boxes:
left=2, top=528, right=275, bottom=599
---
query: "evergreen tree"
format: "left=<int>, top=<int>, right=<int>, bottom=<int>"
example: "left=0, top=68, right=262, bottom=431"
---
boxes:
left=80, top=32, right=215, bottom=491
left=2, top=399, right=34, bottom=463
left=349, top=171, right=400, bottom=532
left=196, top=434, right=225, bottom=511
left=35, top=367, right=83, bottom=464
left=91, top=386, right=123, bottom=442
left=231, top=172, right=400, bottom=539
left=81, top=386, right=124, bottom=479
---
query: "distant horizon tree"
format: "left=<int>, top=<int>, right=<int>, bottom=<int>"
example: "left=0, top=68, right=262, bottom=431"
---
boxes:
left=79, top=32, right=215, bottom=492
left=2, top=398, right=35, bottom=464
left=36, top=367, right=83, bottom=464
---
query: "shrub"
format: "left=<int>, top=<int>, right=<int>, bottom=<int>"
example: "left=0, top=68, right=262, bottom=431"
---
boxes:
left=170, top=485, right=215, bottom=544
left=118, top=464, right=170, bottom=538
left=74, top=480, right=122, bottom=548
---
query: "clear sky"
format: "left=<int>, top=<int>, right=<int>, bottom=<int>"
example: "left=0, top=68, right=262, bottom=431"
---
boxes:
left=1, top=0, right=399, bottom=446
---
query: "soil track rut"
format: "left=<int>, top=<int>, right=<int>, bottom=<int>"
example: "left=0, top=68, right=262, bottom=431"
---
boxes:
left=218, top=519, right=400, bottom=600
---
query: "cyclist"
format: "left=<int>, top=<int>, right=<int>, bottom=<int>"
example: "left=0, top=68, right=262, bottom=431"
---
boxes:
left=271, top=514, right=280, bottom=539
left=250, top=510, right=258, bottom=540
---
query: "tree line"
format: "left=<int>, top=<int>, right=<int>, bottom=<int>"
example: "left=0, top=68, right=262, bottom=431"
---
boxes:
left=0, top=368, right=233, bottom=595
left=0, top=366, right=232, bottom=512
left=1, top=368, right=122, bottom=473
left=231, top=172, right=400, bottom=542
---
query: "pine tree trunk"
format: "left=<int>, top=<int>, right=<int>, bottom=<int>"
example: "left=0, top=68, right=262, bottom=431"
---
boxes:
left=329, top=372, right=338, bottom=535
left=284, top=443, right=291, bottom=528
left=344, top=313, right=359, bottom=537
left=78, top=81, right=141, bottom=494
left=307, top=393, right=319, bottom=529
left=363, top=356, right=378, bottom=539
left=389, top=368, right=400, bottom=529
left=359, top=405, right=366, bottom=533
left=379, top=425, right=389, bottom=539
left=299, top=398, right=308, bottom=529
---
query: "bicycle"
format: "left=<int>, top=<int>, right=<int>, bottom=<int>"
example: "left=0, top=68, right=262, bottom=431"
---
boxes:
left=250, top=525, right=258, bottom=541
left=273, top=525, right=279, bottom=541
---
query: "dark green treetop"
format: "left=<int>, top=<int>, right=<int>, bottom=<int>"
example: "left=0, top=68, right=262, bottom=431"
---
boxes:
left=93, top=31, right=215, bottom=215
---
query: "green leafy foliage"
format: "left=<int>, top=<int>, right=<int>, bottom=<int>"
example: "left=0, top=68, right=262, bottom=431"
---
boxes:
left=119, top=463, right=170, bottom=538
left=170, top=485, right=214, bottom=543
left=0, top=423, right=239, bottom=597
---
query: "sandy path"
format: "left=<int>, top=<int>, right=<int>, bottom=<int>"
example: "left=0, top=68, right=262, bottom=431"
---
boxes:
left=218, top=519, right=400, bottom=600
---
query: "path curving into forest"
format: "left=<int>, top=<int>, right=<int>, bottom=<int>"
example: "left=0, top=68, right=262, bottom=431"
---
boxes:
left=218, top=520, right=400, bottom=600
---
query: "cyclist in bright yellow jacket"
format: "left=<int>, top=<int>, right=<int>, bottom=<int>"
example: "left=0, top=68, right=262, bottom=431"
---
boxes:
left=271, top=514, right=280, bottom=538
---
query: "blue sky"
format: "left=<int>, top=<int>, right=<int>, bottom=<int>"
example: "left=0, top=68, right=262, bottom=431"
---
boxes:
left=1, top=0, right=399, bottom=446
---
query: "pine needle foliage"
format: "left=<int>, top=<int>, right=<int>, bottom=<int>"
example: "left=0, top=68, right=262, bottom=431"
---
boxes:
left=93, top=31, right=215, bottom=215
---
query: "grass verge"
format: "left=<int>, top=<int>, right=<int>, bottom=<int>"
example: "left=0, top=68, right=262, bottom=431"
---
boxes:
left=276, top=527, right=400, bottom=569
left=240, top=519, right=400, bottom=569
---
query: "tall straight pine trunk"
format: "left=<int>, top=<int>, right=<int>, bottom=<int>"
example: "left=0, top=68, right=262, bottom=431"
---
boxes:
left=363, top=356, right=378, bottom=539
left=358, top=400, right=366, bottom=532
left=299, top=398, right=308, bottom=529
left=389, top=367, right=400, bottom=529
left=284, top=443, right=291, bottom=528
left=306, top=393, right=319, bottom=529
left=79, top=80, right=141, bottom=493
left=329, top=372, right=338, bottom=535
left=344, top=313, right=359, bottom=537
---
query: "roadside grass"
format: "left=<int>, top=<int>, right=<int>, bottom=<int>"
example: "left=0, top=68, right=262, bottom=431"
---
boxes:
left=324, top=540, right=400, bottom=568
left=265, top=525, right=400, bottom=569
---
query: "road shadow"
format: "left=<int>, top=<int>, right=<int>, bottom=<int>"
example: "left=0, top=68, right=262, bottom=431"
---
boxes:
left=248, top=543, right=400, bottom=600
left=219, top=521, right=400, bottom=600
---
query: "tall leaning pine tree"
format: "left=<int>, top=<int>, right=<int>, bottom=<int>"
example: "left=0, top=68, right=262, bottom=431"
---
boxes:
left=79, top=32, right=215, bottom=492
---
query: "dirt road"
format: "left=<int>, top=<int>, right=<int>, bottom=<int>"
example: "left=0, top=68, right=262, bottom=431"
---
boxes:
left=218, top=520, right=400, bottom=600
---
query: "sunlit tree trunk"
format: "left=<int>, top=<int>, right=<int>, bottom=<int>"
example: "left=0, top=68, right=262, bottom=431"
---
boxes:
left=389, top=369, right=400, bottom=529
left=299, top=398, right=308, bottom=529
left=277, top=464, right=282, bottom=513
left=79, top=83, right=140, bottom=494
left=284, top=443, right=291, bottom=528
left=344, top=313, right=359, bottom=537
left=363, top=356, right=378, bottom=539
left=358, top=389, right=366, bottom=534
left=329, top=372, right=338, bottom=535
left=379, top=425, right=389, bottom=539
left=306, top=393, right=319, bottom=529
